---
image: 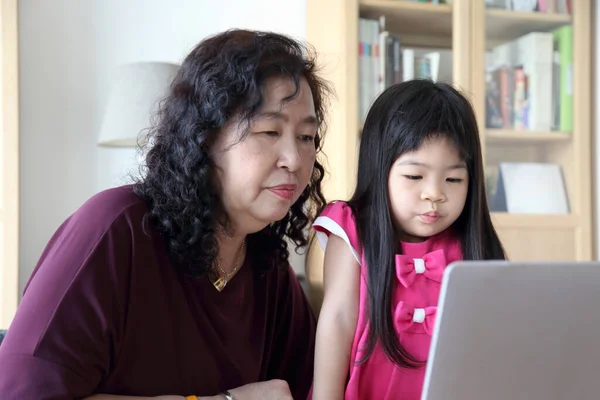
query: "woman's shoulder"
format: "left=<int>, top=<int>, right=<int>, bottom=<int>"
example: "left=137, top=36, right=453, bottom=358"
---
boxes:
left=22, top=184, right=158, bottom=312
left=31, top=185, right=152, bottom=282
left=79, top=184, right=147, bottom=220
left=68, top=185, right=150, bottom=238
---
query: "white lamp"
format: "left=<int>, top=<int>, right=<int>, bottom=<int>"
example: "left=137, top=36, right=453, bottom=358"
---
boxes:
left=98, top=62, right=179, bottom=147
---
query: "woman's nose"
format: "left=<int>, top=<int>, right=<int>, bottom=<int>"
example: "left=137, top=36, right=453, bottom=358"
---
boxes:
left=276, top=138, right=302, bottom=172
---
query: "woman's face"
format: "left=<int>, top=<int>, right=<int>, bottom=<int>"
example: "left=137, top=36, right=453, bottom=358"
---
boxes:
left=211, top=76, right=318, bottom=234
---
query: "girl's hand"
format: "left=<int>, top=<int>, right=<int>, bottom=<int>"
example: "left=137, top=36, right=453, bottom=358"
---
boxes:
left=227, top=379, right=293, bottom=400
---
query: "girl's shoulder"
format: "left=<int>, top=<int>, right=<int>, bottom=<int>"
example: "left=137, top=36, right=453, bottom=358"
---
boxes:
left=316, top=201, right=356, bottom=224
left=312, top=201, right=362, bottom=264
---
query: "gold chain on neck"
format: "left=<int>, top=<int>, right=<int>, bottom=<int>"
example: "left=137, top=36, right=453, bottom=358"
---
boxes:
left=210, top=240, right=246, bottom=292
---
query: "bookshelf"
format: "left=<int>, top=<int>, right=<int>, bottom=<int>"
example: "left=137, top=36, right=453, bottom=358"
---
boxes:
left=305, top=0, right=591, bottom=310
left=360, top=1, right=452, bottom=37
left=0, top=0, right=19, bottom=328
left=486, top=8, right=572, bottom=41
left=486, top=129, right=571, bottom=145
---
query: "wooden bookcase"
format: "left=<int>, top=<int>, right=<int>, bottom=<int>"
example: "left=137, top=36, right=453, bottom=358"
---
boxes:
left=0, top=0, right=19, bottom=328
left=305, top=0, right=592, bottom=310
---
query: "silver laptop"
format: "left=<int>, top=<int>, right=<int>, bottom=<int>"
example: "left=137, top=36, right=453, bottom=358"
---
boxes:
left=421, top=261, right=600, bottom=400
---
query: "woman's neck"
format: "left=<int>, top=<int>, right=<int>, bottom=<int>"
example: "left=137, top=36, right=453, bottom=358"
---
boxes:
left=215, top=231, right=247, bottom=274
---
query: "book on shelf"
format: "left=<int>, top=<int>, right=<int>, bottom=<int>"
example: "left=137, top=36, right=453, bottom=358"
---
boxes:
left=358, top=16, right=452, bottom=123
left=491, top=162, right=570, bottom=214
left=552, top=25, right=573, bottom=132
left=485, top=27, right=572, bottom=132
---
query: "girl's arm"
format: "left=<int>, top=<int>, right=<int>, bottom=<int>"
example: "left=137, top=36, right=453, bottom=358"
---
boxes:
left=311, top=235, right=361, bottom=400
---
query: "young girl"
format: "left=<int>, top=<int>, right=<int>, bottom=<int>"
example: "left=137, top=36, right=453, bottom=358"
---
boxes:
left=311, top=80, right=506, bottom=400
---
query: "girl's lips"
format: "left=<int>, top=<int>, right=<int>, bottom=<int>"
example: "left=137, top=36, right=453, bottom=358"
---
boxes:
left=420, top=212, right=440, bottom=224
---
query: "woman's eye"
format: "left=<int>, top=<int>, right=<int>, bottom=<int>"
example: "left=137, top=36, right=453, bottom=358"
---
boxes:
left=447, top=178, right=463, bottom=183
left=403, top=175, right=422, bottom=180
left=261, top=131, right=279, bottom=136
left=299, top=135, right=315, bottom=142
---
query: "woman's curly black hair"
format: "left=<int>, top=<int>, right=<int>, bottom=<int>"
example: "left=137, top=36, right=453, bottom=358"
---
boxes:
left=133, top=29, right=331, bottom=278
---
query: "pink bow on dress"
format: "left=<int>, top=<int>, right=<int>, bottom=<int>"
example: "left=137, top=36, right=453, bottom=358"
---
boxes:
left=395, top=249, right=447, bottom=288
left=394, top=302, right=437, bottom=335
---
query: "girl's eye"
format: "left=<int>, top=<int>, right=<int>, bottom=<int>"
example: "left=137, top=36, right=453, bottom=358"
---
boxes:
left=261, top=131, right=279, bottom=136
left=447, top=178, right=463, bottom=183
left=403, top=175, right=422, bottom=180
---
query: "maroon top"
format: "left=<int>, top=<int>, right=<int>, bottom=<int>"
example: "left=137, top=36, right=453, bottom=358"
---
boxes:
left=0, top=186, right=316, bottom=399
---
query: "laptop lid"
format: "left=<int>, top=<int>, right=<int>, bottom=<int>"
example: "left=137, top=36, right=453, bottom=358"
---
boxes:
left=421, top=261, right=600, bottom=400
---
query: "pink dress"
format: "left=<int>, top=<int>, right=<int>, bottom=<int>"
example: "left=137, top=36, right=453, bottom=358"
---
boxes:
left=312, top=201, right=462, bottom=400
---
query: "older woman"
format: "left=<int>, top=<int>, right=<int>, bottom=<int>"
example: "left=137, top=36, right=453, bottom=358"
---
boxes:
left=0, top=29, right=330, bottom=400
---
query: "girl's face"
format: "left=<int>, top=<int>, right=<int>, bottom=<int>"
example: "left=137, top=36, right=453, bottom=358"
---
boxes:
left=388, top=136, right=469, bottom=243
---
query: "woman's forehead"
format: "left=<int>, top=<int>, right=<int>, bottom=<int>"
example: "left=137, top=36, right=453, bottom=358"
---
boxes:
left=259, top=76, right=315, bottom=115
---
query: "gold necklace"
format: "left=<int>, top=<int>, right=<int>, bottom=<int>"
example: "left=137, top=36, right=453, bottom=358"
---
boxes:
left=210, top=240, right=246, bottom=292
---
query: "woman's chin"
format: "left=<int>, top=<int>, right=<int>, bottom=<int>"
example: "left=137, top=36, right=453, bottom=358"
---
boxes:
left=261, top=207, right=293, bottom=224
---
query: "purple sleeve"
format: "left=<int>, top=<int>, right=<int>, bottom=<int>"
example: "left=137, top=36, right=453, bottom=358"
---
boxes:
left=266, top=267, right=317, bottom=399
left=0, top=201, right=131, bottom=399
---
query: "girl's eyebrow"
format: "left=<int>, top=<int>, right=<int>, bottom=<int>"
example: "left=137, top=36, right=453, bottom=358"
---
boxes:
left=396, top=160, right=467, bottom=170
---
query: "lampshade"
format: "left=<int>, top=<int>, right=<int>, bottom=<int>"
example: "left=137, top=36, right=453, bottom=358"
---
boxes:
left=98, top=62, right=179, bottom=147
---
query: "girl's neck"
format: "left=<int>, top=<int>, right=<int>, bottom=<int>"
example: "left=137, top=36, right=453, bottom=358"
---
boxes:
left=398, top=227, right=452, bottom=244
left=399, top=233, right=428, bottom=243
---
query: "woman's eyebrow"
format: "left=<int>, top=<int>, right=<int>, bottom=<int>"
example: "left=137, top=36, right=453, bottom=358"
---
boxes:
left=256, top=111, right=317, bottom=125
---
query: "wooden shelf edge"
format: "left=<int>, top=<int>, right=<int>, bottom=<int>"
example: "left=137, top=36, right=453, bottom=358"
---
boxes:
left=491, top=212, right=578, bottom=228
left=486, top=8, right=572, bottom=23
left=359, top=0, right=452, bottom=14
left=486, top=129, right=571, bottom=144
left=359, top=0, right=453, bottom=41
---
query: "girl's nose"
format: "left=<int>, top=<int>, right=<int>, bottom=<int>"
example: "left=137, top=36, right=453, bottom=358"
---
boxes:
left=421, top=184, right=445, bottom=203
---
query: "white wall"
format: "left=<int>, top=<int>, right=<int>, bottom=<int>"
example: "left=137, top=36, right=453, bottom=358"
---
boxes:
left=19, top=0, right=307, bottom=292
left=588, top=5, right=600, bottom=259
left=19, top=1, right=100, bottom=292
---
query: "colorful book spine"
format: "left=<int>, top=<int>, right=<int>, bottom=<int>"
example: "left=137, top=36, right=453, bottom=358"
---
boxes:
left=552, top=25, right=573, bottom=132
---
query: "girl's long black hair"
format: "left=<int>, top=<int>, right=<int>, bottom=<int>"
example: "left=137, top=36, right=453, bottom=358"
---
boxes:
left=347, top=80, right=506, bottom=368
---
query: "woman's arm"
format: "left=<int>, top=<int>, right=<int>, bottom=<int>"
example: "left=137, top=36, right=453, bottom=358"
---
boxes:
left=85, top=396, right=191, bottom=400
left=311, top=235, right=361, bottom=400
left=85, top=396, right=215, bottom=400
left=85, top=380, right=295, bottom=400
left=262, top=265, right=317, bottom=399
